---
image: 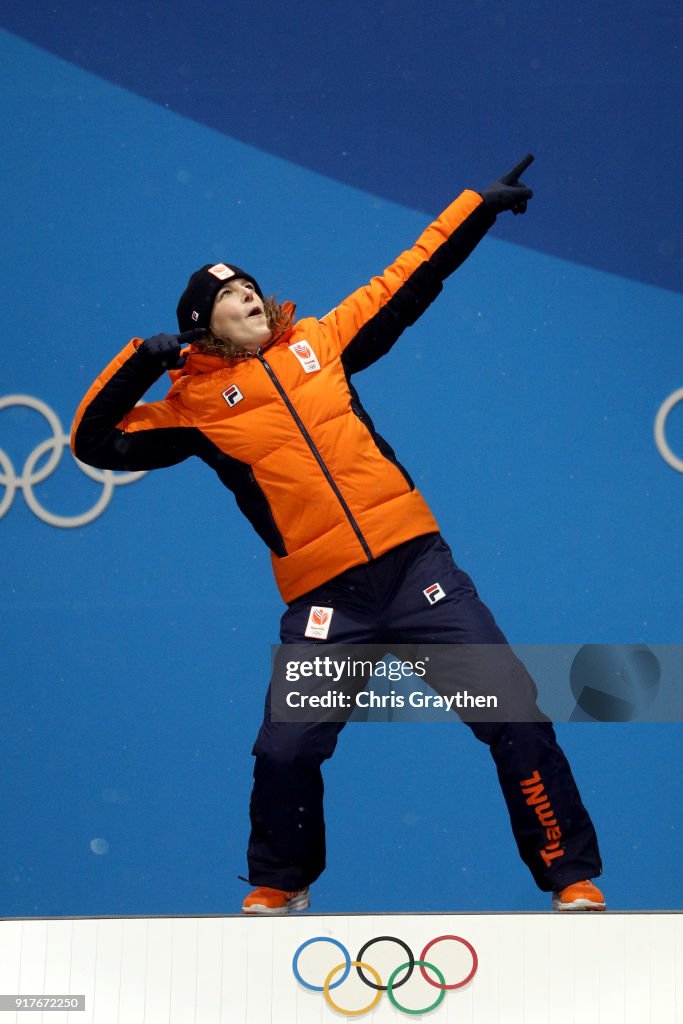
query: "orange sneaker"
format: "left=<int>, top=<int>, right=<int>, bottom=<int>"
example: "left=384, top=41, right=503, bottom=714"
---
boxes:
left=241, top=885, right=310, bottom=915
left=552, top=879, right=606, bottom=912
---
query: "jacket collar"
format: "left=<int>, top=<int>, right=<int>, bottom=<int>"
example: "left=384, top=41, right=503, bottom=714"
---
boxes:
left=168, top=301, right=296, bottom=381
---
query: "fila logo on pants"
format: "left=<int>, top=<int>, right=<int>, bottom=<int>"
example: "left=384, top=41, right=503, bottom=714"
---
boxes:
left=423, top=582, right=446, bottom=605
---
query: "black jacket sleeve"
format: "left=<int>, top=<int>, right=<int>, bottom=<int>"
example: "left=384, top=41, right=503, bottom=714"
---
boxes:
left=71, top=340, right=200, bottom=471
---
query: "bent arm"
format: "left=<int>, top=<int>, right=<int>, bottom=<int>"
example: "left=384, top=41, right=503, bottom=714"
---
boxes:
left=322, top=189, right=496, bottom=374
left=71, top=340, right=198, bottom=471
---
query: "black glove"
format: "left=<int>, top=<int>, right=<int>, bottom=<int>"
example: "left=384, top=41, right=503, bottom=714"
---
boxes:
left=137, top=328, right=206, bottom=370
left=479, top=154, right=534, bottom=215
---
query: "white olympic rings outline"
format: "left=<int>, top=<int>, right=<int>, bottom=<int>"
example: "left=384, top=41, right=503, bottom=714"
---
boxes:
left=0, top=395, right=146, bottom=528
left=654, top=387, right=683, bottom=473
left=2, top=384, right=676, bottom=529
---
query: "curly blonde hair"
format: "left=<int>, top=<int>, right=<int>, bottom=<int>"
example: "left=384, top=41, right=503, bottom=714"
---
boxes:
left=194, top=296, right=293, bottom=360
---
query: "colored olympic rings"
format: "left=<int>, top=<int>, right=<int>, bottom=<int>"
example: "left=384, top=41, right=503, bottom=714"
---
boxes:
left=326, top=962, right=383, bottom=1017
left=421, top=934, right=478, bottom=988
left=292, top=933, right=478, bottom=1016
left=292, top=937, right=350, bottom=990
left=356, top=935, right=415, bottom=989
left=388, top=961, right=446, bottom=1016
left=0, top=395, right=146, bottom=527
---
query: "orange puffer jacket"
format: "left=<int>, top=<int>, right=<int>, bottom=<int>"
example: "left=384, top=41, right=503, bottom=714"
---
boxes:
left=72, top=189, right=495, bottom=602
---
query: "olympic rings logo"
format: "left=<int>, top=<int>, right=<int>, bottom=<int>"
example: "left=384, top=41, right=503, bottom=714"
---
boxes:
left=654, top=388, right=683, bottom=473
left=0, top=395, right=146, bottom=528
left=292, top=933, right=478, bottom=1017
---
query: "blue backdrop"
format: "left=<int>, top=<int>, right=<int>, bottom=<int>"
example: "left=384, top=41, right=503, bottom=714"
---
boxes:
left=1, top=5, right=681, bottom=917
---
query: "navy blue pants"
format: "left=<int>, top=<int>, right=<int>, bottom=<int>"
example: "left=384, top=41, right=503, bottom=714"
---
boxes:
left=248, top=533, right=602, bottom=893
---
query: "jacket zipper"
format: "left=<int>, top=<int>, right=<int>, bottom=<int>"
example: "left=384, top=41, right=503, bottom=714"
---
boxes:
left=257, top=352, right=373, bottom=560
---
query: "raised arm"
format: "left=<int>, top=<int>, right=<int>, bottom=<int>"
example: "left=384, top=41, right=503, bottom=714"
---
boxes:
left=71, top=330, right=204, bottom=471
left=323, top=156, right=534, bottom=374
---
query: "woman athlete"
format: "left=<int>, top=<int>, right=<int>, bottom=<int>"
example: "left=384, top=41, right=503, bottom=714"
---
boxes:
left=72, top=155, right=605, bottom=914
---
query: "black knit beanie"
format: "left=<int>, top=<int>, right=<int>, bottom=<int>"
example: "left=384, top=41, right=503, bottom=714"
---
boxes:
left=176, top=263, right=264, bottom=332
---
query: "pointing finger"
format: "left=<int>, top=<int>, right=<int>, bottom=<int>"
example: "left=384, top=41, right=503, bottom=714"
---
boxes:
left=179, top=328, right=208, bottom=345
left=500, top=153, right=535, bottom=185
